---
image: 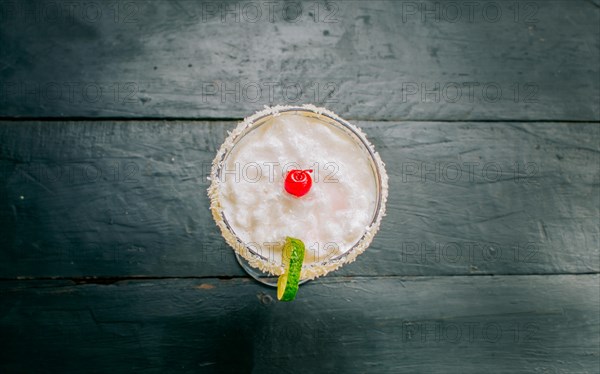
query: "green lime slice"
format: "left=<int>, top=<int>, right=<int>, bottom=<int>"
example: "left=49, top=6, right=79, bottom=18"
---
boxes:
left=277, top=237, right=305, bottom=301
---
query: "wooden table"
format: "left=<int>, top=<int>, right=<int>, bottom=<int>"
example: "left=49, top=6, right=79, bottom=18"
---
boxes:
left=1, top=1, right=598, bottom=372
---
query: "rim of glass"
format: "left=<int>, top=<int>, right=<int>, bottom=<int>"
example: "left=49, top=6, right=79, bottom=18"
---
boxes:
left=208, top=104, right=388, bottom=279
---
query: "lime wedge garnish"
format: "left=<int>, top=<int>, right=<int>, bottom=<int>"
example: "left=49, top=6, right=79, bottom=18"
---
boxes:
left=277, top=236, right=305, bottom=301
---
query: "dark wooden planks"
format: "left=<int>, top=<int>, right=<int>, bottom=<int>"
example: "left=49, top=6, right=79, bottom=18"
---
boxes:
left=0, top=275, right=598, bottom=373
left=0, top=0, right=598, bottom=121
left=1, top=120, right=598, bottom=278
left=0, top=120, right=238, bottom=277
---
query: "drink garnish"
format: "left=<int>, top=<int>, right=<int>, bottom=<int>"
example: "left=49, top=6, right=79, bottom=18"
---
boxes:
left=277, top=236, right=306, bottom=301
left=284, top=169, right=313, bottom=197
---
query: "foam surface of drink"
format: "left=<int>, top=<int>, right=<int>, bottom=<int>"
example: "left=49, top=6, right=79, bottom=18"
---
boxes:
left=220, top=113, right=378, bottom=265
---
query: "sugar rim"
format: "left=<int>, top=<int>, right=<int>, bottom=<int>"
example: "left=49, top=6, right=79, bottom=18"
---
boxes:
left=207, top=104, right=388, bottom=280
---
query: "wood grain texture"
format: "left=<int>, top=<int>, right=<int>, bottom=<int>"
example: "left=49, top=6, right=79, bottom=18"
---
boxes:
left=0, top=0, right=598, bottom=121
left=1, top=2, right=598, bottom=373
left=1, top=120, right=598, bottom=278
left=0, top=275, right=598, bottom=373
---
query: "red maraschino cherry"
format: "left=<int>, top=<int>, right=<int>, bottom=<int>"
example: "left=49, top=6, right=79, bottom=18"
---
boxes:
left=285, top=169, right=313, bottom=197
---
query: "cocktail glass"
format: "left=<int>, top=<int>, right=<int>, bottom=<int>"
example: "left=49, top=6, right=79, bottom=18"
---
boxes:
left=208, top=105, right=388, bottom=287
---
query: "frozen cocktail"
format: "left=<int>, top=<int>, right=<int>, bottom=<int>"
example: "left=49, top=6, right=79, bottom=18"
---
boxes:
left=208, top=105, right=388, bottom=300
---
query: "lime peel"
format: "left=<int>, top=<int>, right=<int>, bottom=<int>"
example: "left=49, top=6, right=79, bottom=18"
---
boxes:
left=277, top=237, right=305, bottom=301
